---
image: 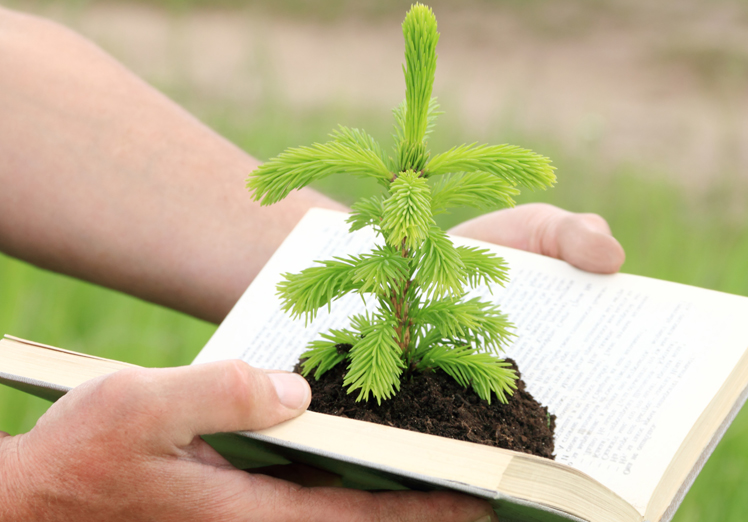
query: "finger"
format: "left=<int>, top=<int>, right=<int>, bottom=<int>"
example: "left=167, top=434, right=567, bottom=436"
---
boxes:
left=449, top=203, right=625, bottom=273
left=219, top=471, right=498, bottom=522
left=94, top=361, right=311, bottom=447
left=293, top=489, right=498, bottom=522
left=555, top=213, right=625, bottom=274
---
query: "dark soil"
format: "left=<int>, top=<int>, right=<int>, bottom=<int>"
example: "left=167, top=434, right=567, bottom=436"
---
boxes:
left=296, top=358, right=556, bottom=459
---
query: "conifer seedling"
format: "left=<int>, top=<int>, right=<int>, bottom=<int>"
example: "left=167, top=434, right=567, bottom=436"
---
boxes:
left=248, top=3, right=555, bottom=405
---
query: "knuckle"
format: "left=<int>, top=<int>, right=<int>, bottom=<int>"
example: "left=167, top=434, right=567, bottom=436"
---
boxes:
left=98, top=368, right=149, bottom=399
left=578, top=212, right=611, bottom=231
left=534, top=207, right=564, bottom=257
left=218, top=360, right=261, bottom=410
left=94, top=368, right=160, bottom=417
left=530, top=202, right=559, bottom=213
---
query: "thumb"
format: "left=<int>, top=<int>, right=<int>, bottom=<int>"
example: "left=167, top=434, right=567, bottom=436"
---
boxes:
left=553, top=212, right=626, bottom=274
left=449, top=203, right=625, bottom=274
left=109, top=361, right=311, bottom=447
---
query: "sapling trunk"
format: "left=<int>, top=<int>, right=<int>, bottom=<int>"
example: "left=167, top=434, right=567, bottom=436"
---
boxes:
left=247, top=3, right=556, bottom=405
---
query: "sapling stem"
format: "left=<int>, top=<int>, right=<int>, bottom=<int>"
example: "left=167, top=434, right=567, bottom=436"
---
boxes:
left=247, top=3, right=556, bottom=405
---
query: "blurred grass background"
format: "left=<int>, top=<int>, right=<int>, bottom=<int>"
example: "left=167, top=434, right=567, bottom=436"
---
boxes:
left=2, top=0, right=748, bottom=519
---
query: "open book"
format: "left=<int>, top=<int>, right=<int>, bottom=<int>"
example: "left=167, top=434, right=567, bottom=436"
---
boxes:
left=2, top=208, right=748, bottom=522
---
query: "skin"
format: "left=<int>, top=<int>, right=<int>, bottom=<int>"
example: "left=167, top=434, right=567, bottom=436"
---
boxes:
left=0, top=6, right=624, bottom=521
left=449, top=203, right=625, bottom=274
left=0, top=363, right=496, bottom=522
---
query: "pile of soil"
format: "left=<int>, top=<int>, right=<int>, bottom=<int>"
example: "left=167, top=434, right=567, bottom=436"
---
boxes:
left=296, top=358, right=555, bottom=459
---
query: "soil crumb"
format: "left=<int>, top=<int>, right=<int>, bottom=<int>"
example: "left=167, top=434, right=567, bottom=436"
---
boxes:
left=296, top=358, right=556, bottom=459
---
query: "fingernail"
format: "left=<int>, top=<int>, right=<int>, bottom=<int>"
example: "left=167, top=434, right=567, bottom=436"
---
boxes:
left=268, top=373, right=310, bottom=410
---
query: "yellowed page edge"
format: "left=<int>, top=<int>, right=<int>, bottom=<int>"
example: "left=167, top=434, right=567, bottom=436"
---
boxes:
left=255, top=410, right=514, bottom=490
left=501, top=455, right=641, bottom=522
left=644, top=346, right=748, bottom=521
left=0, top=336, right=135, bottom=390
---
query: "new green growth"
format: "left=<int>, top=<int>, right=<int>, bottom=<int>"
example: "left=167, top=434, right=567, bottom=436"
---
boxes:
left=248, top=4, right=555, bottom=405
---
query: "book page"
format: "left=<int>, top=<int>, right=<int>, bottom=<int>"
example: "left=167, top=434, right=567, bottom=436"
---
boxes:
left=195, top=209, right=748, bottom=514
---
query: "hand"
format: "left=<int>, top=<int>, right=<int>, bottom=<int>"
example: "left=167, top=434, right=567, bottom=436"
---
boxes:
left=449, top=203, right=625, bottom=273
left=0, top=361, right=496, bottom=522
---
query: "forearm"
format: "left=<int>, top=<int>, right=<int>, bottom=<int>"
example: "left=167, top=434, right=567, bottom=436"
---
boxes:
left=0, top=7, right=344, bottom=323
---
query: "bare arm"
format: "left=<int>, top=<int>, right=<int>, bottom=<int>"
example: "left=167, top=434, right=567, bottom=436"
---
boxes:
left=0, top=7, right=344, bottom=324
left=0, top=8, right=623, bottom=325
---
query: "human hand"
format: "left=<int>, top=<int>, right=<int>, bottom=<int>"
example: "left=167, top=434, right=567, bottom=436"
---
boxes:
left=449, top=203, right=625, bottom=273
left=0, top=361, right=496, bottom=522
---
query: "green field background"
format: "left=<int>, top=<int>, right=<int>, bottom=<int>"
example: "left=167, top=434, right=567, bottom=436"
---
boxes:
left=2, top=1, right=748, bottom=520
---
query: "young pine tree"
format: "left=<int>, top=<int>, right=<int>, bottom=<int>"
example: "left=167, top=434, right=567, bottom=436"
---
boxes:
left=247, top=3, right=555, bottom=405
